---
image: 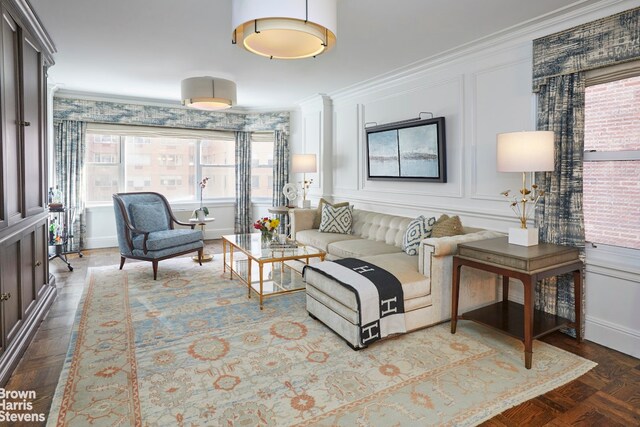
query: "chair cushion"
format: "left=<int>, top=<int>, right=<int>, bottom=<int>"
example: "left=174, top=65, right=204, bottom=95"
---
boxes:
left=129, top=202, right=169, bottom=233
left=327, top=239, right=402, bottom=258
left=319, top=204, right=353, bottom=234
left=402, top=215, right=436, bottom=255
left=132, top=240, right=203, bottom=259
left=133, top=229, right=203, bottom=251
left=295, top=229, right=360, bottom=252
left=313, top=198, right=350, bottom=229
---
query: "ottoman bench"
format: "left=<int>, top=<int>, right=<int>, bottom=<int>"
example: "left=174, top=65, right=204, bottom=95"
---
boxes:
left=304, top=252, right=434, bottom=349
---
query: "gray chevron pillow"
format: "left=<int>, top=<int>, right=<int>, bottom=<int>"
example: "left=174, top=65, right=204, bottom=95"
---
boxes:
left=319, top=204, right=353, bottom=234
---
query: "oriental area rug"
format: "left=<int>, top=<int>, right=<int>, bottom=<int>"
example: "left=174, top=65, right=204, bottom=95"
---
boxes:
left=48, top=258, right=596, bottom=426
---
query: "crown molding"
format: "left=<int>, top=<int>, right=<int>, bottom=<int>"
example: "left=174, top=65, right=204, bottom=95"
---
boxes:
left=13, top=0, right=56, bottom=56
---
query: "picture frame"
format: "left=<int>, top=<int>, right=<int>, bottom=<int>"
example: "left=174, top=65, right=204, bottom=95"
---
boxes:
left=365, top=116, right=446, bottom=182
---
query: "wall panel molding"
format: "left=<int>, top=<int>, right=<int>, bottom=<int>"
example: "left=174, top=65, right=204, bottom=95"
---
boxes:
left=357, top=75, right=465, bottom=199
left=469, top=57, right=534, bottom=201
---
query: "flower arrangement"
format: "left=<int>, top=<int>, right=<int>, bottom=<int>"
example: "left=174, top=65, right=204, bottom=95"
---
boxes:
left=501, top=184, right=545, bottom=229
left=254, top=217, right=280, bottom=240
left=193, top=177, right=210, bottom=218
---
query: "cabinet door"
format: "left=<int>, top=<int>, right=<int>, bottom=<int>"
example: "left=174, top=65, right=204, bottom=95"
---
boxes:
left=20, top=227, right=36, bottom=317
left=1, top=10, right=22, bottom=227
left=34, top=220, right=48, bottom=298
left=21, top=28, right=45, bottom=216
left=0, top=234, right=23, bottom=347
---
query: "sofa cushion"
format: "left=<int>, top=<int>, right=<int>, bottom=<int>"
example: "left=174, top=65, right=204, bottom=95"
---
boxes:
left=295, top=229, right=360, bottom=252
left=402, top=215, right=436, bottom=255
left=431, top=214, right=464, bottom=238
left=352, top=210, right=413, bottom=249
left=133, top=229, right=203, bottom=251
left=129, top=202, right=169, bottom=233
left=313, top=198, right=350, bottom=229
left=327, top=239, right=402, bottom=258
left=360, top=252, right=431, bottom=299
left=319, top=204, right=353, bottom=234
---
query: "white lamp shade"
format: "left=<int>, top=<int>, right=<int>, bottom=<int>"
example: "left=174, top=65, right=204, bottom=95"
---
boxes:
left=292, top=154, right=317, bottom=173
left=232, top=0, right=337, bottom=59
left=496, top=131, right=555, bottom=172
left=181, top=77, right=237, bottom=110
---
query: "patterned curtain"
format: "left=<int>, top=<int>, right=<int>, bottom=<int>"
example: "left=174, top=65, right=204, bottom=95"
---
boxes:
left=531, top=6, right=640, bottom=337
left=234, top=131, right=252, bottom=233
left=534, top=73, right=586, bottom=333
left=272, top=130, right=289, bottom=233
left=54, top=120, right=87, bottom=251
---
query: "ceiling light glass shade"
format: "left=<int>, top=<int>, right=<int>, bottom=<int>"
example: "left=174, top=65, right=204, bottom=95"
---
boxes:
left=232, top=0, right=337, bottom=59
left=496, top=131, right=555, bottom=172
left=181, top=77, right=237, bottom=110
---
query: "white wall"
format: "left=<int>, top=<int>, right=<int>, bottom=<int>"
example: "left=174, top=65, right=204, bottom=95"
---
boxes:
left=289, top=0, right=640, bottom=357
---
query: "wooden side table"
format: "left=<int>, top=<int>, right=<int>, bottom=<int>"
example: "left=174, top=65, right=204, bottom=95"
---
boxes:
left=451, top=236, right=583, bottom=369
left=189, top=217, right=215, bottom=262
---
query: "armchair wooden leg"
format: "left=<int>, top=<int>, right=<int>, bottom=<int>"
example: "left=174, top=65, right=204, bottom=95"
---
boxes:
left=198, top=249, right=203, bottom=266
left=152, top=261, right=159, bottom=280
left=119, top=256, right=126, bottom=270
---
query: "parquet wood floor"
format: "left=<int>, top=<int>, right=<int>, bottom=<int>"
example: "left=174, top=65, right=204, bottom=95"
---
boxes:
left=4, top=241, right=639, bottom=426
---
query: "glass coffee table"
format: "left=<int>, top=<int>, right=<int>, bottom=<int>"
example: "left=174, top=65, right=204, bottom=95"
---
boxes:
left=222, top=234, right=326, bottom=309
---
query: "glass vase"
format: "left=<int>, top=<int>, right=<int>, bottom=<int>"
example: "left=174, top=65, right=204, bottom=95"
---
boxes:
left=260, top=229, right=274, bottom=247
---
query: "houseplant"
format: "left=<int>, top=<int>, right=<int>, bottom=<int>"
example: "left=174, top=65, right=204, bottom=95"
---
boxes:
left=254, top=217, right=280, bottom=244
left=193, top=177, right=210, bottom=221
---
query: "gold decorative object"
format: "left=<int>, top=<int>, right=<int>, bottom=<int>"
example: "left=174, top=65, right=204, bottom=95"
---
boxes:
left=501, top=180, right=545, bottom=229
left=496, top=131, right=555, bottom=246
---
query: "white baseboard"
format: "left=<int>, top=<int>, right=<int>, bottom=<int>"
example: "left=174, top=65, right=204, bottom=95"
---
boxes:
left=585, top=315, right=640, bottom=358
left=84, top=236, right=119, bottom=249
left=502, top=287, right=639, bottom=358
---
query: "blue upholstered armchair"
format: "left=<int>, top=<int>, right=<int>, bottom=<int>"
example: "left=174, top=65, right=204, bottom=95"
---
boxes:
left=112, top=192, right=204, bottom=279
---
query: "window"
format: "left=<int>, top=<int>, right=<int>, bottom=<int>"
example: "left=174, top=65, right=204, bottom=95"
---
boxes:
left=251, top=133, right=275, bottom=198
left=84, top=125, right=275, bottom=204
left=85, top=134, right=120, bottom=203
left=584, top=73, right=640, bottom=250
left=201, top=139, right=235, bottom=198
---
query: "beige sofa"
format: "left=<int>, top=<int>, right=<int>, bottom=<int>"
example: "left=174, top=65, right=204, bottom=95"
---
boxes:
left=291, top=207, right=503, bottom=348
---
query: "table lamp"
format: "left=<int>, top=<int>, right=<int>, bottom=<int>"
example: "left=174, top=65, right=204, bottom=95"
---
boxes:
left=291, top=154, right=317, bottom=208
left=497, top=131, right=555, bottom=246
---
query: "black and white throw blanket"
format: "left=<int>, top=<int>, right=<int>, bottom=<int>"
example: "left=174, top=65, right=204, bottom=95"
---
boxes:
left=304, top=258, right=405, bottom=346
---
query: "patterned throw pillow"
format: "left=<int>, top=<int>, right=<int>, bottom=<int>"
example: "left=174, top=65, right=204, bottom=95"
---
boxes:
left=313, top=198, right=350, bottom=229
left=431, top=214, right=464, bottom=238
left=319, top=204, right=353, bottom=234
left=402, top=215, right=436, bottom=255
left=129, top=202, right=169, bottom=233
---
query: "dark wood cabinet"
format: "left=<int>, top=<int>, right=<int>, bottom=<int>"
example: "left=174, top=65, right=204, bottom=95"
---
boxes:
left=0, top=0, right=56, bottom=386
left=1, top=9, right=21, bottom=227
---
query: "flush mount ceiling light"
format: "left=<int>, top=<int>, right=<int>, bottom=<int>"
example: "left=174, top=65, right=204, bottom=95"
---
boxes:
left=232, top=0, right=337, bottom=59
left=181, top=77, right=237, bottom=110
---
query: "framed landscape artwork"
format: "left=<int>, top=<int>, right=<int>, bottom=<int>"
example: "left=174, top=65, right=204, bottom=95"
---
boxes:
left=366, top=116, right=446, bottom=182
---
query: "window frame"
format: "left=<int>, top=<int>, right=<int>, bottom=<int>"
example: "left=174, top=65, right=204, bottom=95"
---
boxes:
left=250, top=132, right=276, bottom=202
left=84, top=125, right=275, bottom=207
left=583, top=64, right=640, bottom=251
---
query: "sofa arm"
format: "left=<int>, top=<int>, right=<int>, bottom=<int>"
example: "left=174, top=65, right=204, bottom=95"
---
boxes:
left=419, top=230, right=504, bottom=266
left=419, top=230, right=505, bottom=325
left=290, top=208, right=317, bottom=240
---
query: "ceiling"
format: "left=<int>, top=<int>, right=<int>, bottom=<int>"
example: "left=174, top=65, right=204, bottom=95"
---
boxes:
left=31, top=0, right=591, bottom=109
